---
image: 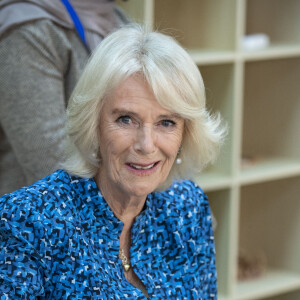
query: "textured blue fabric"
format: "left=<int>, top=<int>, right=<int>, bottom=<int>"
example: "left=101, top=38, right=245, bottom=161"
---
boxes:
left=0, top=169, right=217, bottom=299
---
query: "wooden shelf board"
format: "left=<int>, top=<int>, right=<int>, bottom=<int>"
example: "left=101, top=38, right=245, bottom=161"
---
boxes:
left=194, top=173, right=232, bottom=192
left=242, top=44, right=300, bottom=61
left=187, top=44, right=300, bottom=64
left=187, top=49, right=236, bottom=65
left=239, top=158, right=300, bottom=185
left=234, top=269, right=300, bottom=300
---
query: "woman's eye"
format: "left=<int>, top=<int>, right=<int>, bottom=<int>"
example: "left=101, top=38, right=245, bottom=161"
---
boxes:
left=117, top=116, right=132, bottom=125
left=161, top=120, right=176, bottom=127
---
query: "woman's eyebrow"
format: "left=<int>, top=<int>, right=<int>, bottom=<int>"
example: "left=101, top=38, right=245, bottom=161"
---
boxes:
left=111, top=109, right=139, bottom=117
left=158, top=113, right=181, bottom=119
left=111, top=109, right=181, bottom=120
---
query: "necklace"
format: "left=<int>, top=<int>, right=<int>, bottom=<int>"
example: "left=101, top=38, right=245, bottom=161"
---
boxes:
left=119, top=248, right=149, bottom=298
left=119, top=248, right=131, bottom=272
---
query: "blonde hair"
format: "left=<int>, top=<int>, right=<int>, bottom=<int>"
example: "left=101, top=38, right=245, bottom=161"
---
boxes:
left=62, top=25, right=226, bottom=189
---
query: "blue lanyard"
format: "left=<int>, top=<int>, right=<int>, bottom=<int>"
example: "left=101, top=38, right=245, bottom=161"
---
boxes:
left=60, top=0, right=88, bottom=49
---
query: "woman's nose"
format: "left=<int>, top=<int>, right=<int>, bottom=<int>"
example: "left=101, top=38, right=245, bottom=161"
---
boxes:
left=134, top=125, right=156, bottom=154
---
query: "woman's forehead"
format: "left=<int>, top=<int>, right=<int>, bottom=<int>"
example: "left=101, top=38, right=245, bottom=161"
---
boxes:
left=100, top=77, right=182, bottom=121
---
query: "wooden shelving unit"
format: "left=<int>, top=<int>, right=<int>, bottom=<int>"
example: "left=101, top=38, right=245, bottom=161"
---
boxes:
left=117, top=1, right=300, bottom=299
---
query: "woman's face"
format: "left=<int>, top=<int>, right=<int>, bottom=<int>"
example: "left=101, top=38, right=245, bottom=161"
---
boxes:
left=97, top=76, right=184, bottom=199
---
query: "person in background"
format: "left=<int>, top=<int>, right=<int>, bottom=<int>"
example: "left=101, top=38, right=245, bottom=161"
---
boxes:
left=0, top=25, right=225, bottom=299
left=0, top=0, right=128, bottom=196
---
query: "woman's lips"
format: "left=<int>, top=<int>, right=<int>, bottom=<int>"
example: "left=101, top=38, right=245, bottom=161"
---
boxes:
left=128, top=162, right=155, bottom=169
left=125, top=161, right=160, bottom=175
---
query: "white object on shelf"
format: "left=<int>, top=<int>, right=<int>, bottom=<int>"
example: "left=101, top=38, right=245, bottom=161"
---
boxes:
left=242, top=34, right=270, bottom=51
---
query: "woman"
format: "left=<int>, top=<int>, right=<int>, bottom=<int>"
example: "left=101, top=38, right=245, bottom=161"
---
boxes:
left=0, top=26, right=225, bottom=299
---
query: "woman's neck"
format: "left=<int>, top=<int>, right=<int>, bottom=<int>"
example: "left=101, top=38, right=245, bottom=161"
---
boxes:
left=94, top=173, right=147, bottom=224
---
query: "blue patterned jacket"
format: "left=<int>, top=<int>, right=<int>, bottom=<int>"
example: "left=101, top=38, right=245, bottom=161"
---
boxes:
left=0, top=169, right=217, bottom=299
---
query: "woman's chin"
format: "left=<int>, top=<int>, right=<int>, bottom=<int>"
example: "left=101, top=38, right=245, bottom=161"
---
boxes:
left=125, top=182, right=158, bottom=198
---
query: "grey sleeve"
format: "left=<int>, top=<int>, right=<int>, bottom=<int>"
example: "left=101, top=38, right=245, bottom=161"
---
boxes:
left=0, top=23, right=69, bottom=184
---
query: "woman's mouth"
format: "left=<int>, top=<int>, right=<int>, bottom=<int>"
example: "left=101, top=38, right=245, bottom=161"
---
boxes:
left=128, top=163, right=156, bottom=170
left=126, top=161, right=160, bottom=174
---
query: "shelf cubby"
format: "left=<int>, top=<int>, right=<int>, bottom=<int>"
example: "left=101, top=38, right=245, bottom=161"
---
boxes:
left=196, top=63, right=235, bottom=190
left=245, top=0, right=300, bottom=48
left=241, top=57, right=300, bottom=183
left=237, top=177, right=300, bottom=300
left=154, top=0, right=237, bottom=52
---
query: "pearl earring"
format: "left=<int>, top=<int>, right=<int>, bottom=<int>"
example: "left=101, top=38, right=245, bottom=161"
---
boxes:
left=176, top=147, right=182, bottom=165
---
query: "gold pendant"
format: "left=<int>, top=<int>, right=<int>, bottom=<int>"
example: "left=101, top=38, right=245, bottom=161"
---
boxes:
left=119, top=248, right=131, bottom=272
left=123, top=263, right=131, bottom=272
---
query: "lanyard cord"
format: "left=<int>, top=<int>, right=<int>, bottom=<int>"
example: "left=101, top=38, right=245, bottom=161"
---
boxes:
left=60, top=0, right=89, bottom=51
